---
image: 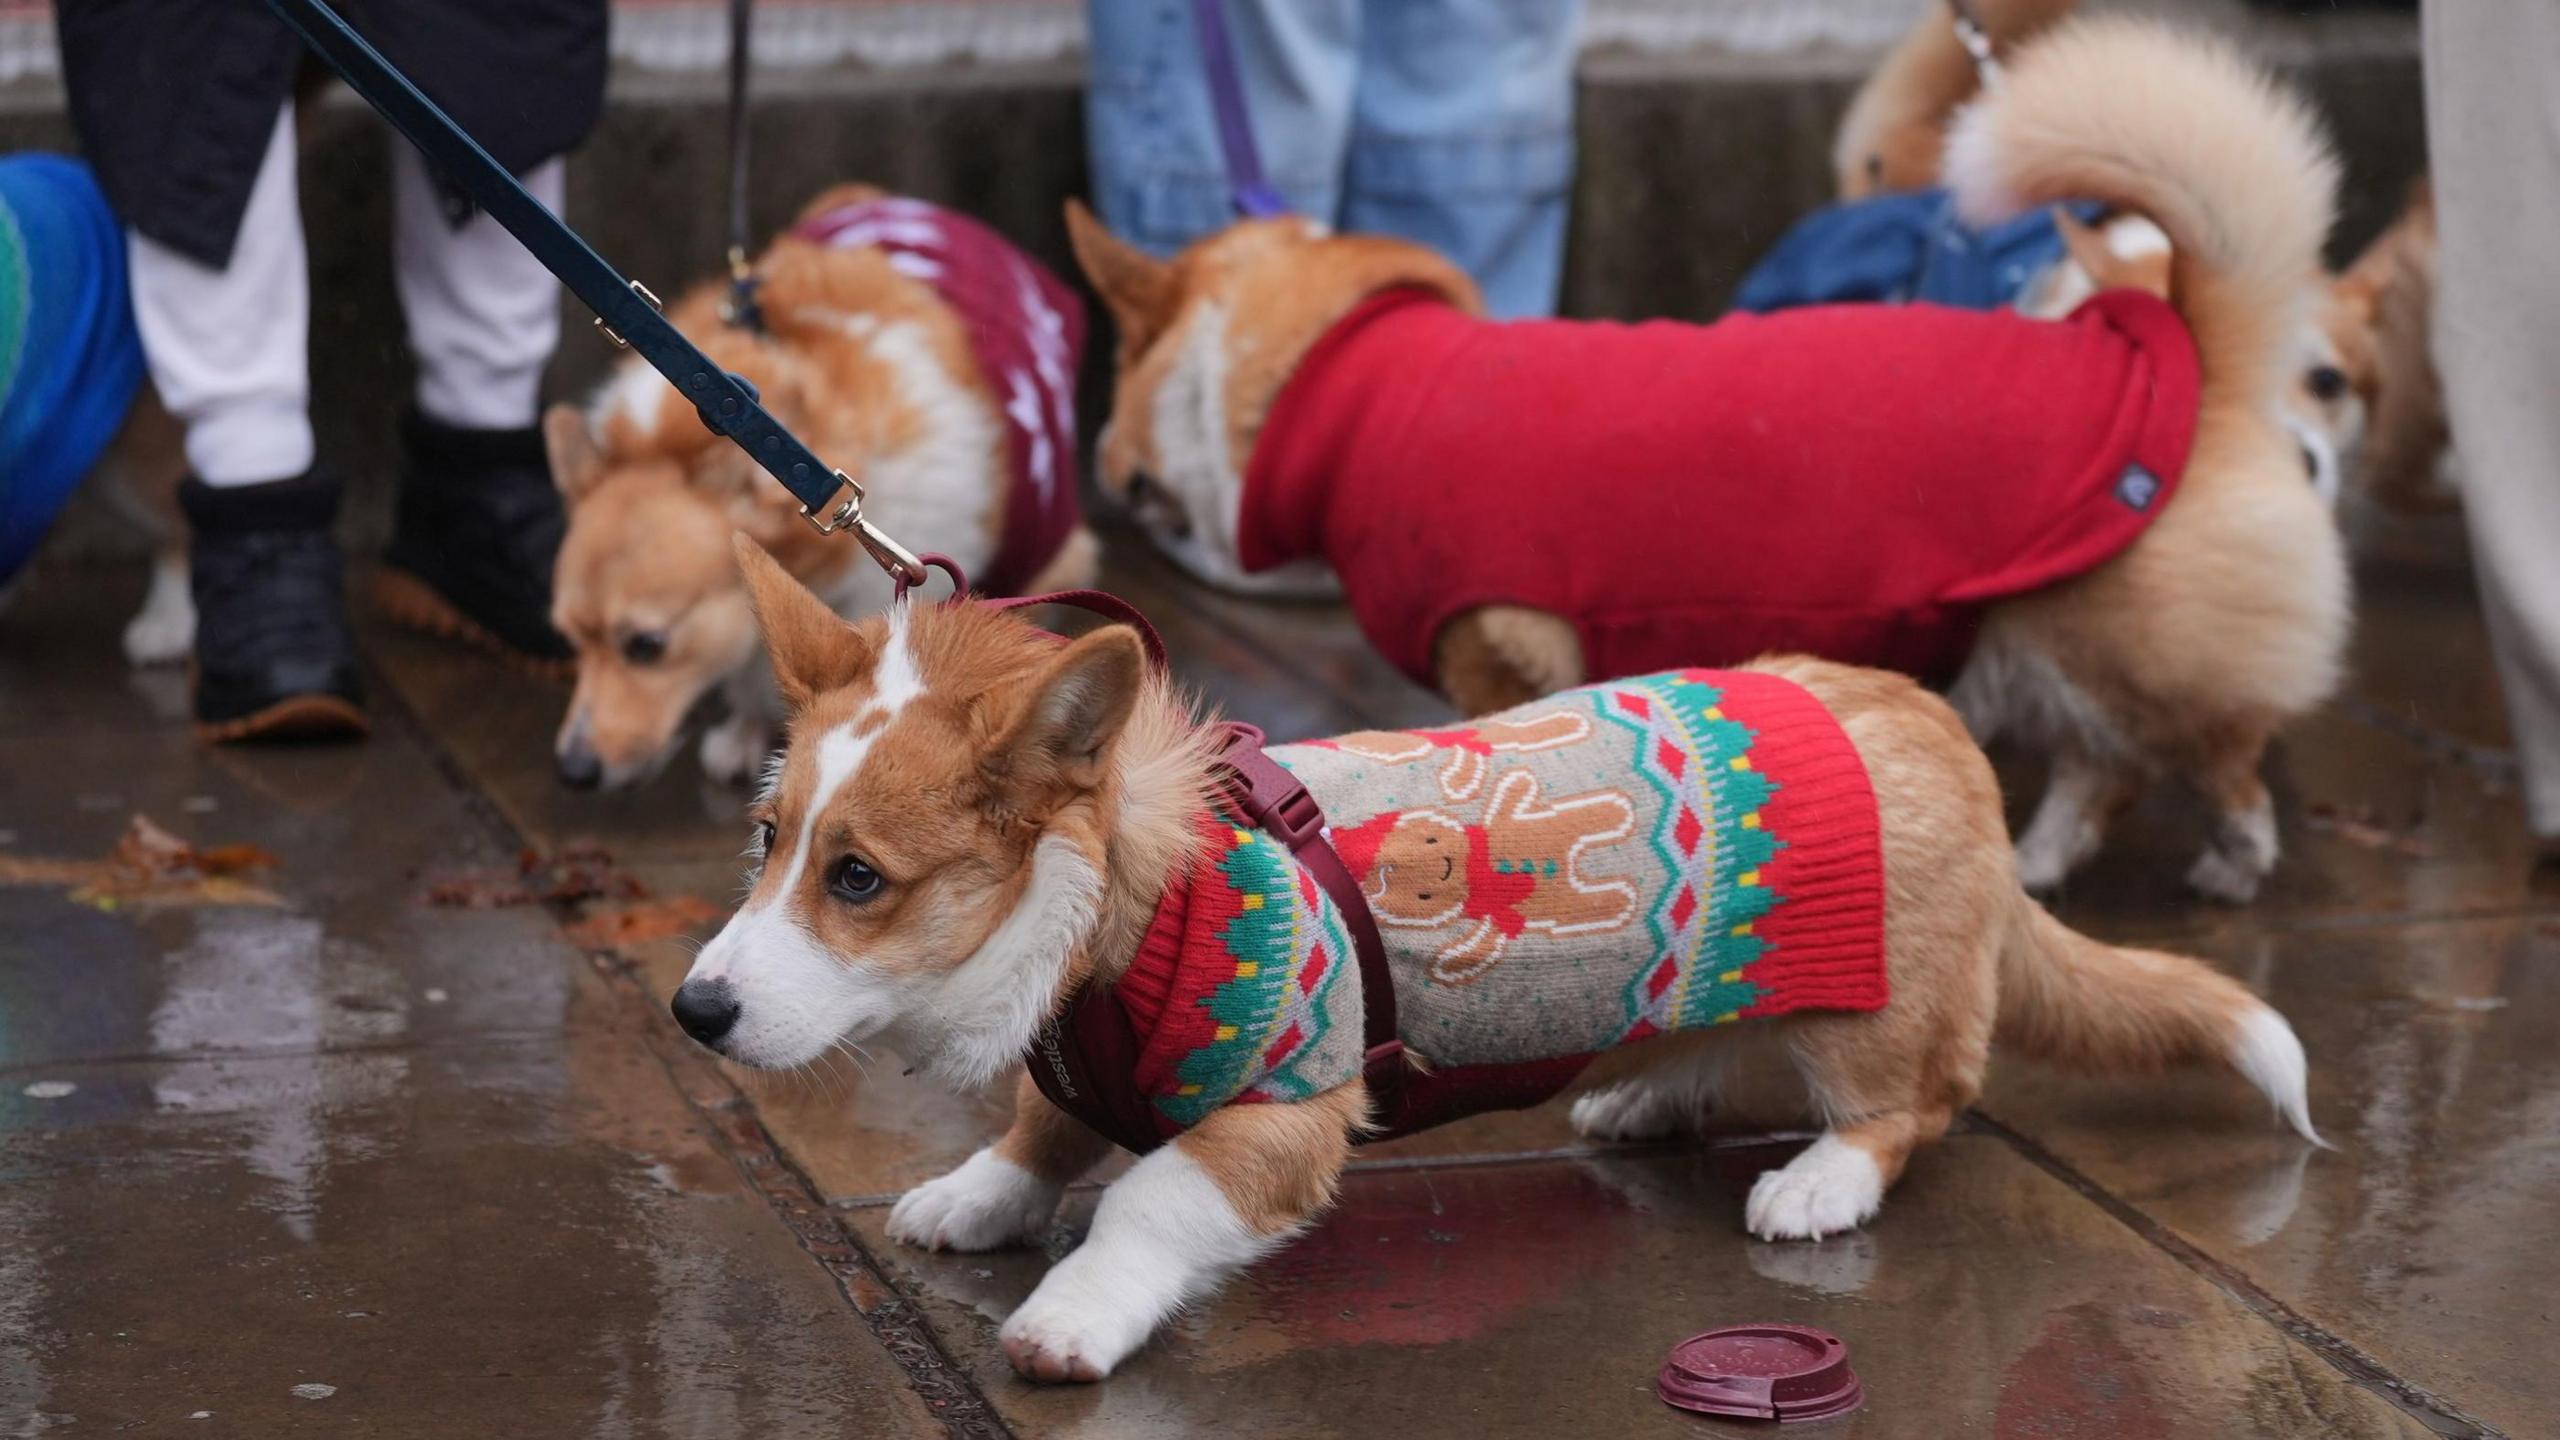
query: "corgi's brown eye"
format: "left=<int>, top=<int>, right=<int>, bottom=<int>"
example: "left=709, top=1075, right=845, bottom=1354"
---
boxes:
left=753, top=821, right=776, bottom=855
left=828, top=855, right=884, bottom=904
left=2307, top=365, right=2348, bottom=402
left=623, top=630, right=668, bottom=665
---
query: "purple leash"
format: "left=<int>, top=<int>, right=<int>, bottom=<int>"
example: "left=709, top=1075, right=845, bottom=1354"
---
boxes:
left=1191, top=0, right=1292, bottom=218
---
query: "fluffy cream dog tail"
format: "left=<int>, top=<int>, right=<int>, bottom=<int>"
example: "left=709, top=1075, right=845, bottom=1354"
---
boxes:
left=1997, top=898, right=2319, bottom=1144
left=1944, top=15, right=2338, bottom=408
left=1832, top=0, right=2082, bottom=196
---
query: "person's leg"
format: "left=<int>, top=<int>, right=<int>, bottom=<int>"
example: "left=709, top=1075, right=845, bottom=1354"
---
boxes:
left=375, top=147, right=571, bottom=663
left=1343, top=0, right=1582, bottom=318
left=127, top=104, right=365, bottom=741
left=1084, top=0, right=1358, bottom=256
left=395, top=151, right=562, bottom=432
left=2424, top=1, right=2560, bottom=846
left=128, top=106, right=313, bottom=490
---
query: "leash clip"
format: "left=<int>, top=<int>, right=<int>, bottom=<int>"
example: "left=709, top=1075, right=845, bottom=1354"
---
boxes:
left=593, top=279, right=665, bottom=350
left=719, top=246, right=765, bottom=332
left=800, top=469, right=928, bottom=586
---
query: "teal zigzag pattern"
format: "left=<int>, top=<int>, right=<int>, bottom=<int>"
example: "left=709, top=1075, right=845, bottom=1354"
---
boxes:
left=1593, top=672, right=1785, bottom=1041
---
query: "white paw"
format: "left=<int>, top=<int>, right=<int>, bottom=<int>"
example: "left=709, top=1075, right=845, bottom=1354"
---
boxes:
left=1569, top=1084, right=1686, bottom=1142
left=122, top=594, right=195, bottom=667
left=1745, top=1136, right=1885, bottom=1242
left=998, top=1273, right=1150, bottom=1384
left=2186, top=849, right=2264, bottom=904
left=697, top=715, right=771, bottom=787
left=886, top=1150, right=1060, bottom=1254
left=2189, top=804, right=2276, bottom=904
left=2014, top=830, right=2082, bottom=896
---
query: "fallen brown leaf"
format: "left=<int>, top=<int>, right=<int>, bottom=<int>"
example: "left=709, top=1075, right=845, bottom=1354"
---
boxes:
left=424, top=847, right=650, bottom=909
left=2303, top=802, right=2430, bottom=857
left=561, top=895, right=724, bottom=952
left=0, top=814, right=282, bottom=910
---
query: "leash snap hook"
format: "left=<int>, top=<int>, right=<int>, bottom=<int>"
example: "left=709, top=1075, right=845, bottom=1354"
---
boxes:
left=593, top=279, right=664, bottom=350
left=799, top=469, right=928, bottom=586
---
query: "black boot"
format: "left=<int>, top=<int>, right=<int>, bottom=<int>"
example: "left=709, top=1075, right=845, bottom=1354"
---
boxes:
left=181, top=471, right=368, bottom=743
left=376, top=411, right=571, bottom=666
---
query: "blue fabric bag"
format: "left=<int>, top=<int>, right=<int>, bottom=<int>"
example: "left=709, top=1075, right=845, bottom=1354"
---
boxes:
left=1733, top=186, right=2103, bottom=314
left=0, top=153, right=145, bottom=584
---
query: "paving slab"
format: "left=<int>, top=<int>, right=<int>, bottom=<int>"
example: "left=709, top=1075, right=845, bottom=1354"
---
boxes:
left=849, top=1139, right=2436, bottom=1440
left=0, top=1036, right=945, bottom=1437
left=1983, top=912, right=2560, bottom=1438
left=0, top=572, right=949, bottom=1439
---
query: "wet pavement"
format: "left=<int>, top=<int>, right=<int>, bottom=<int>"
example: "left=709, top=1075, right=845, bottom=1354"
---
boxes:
left=3, top=495, right=2552, bottom=1438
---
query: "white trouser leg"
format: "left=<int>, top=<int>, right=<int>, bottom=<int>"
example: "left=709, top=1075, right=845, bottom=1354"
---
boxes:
left=392, top=148, right=565, bottom=431
left=2425, top=1, right=2560, bottom=842
left=127, top=105, right=313, bottom=488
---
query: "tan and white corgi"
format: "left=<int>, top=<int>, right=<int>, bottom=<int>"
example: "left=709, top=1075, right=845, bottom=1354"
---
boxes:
left=542, top=184, right=1099, bottom=791
left=1070, top=18, right=2350, bottom=904
left=671, top=539, right=2317, bottom=1383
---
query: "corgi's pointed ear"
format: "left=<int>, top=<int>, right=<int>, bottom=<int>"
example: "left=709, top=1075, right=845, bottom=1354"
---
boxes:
left=543, top=404, right=605, bottom=502
left=732, top=533, right=871, bottom=710
left=1065, top=198, right=1175, bottom=356
left=982, top=623, right=1147, bottom=805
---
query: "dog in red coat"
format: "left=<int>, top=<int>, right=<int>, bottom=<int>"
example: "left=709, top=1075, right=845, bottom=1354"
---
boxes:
left=1071, top=17, right=2348, bottom=904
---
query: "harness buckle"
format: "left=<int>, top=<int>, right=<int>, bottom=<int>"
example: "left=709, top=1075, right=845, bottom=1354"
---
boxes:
left=799, top=470, right=928, bottom=586
left=593, top=279, right=665, bottom=350
left=1261, top=784, right=1327, bottom=849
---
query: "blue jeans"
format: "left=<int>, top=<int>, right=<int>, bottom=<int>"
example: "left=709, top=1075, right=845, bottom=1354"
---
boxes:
left=1086, top=0, right=1583, bottom=319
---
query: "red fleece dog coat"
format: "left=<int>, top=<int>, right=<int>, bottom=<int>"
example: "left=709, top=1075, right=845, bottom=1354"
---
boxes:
left=794, top=196, right=1086, bottom=595
left=1239, top=288, right=2200, bottom=686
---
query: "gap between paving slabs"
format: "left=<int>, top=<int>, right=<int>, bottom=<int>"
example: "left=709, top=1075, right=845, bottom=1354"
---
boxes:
left=373, top=680, right=1020, bottom=1440
left=1970, top=1112, right=2505, bottom=1440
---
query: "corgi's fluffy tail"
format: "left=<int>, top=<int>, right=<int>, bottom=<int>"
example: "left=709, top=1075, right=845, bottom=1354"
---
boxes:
left=1945, top=15, right=2338, bottom=407
left=1832, top=0, right=2081, bottom=196
left=1997, top=898, right=2320, bottom=1144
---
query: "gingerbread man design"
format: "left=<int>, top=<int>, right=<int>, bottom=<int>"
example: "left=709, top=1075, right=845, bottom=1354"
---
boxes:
left=1331, top=768, right=1638, bottom=986
left=1315, top=710, right=1590, bottom=800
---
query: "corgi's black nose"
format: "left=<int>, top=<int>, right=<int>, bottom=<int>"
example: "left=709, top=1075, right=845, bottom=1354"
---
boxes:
left=556, top=741, right=603, bottom=790
left=670, top=979, right=740, bottom=1046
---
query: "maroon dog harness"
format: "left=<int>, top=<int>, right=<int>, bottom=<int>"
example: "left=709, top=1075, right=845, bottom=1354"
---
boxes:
left=902, top=560, right=1407, bottom=1154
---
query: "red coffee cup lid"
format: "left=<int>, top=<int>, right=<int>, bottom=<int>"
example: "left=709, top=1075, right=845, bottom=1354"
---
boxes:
left=1656, top=1323, right=1863, bottom=1423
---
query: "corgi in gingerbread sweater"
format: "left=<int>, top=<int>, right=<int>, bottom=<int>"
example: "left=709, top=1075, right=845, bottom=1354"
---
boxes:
left=668, top=540, right=2317, bottom=1383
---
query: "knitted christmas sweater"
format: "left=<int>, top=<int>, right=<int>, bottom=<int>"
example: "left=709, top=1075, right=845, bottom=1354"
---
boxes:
left=1239, top=286, right=2199, bottom=687
left=1111, top=668, right=1886, bottom=1138
left=793, top=196, right=1085, bottom=595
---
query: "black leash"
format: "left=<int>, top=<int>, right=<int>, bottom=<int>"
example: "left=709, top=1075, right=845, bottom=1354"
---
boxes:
left=719, top=0, right=765, bottom=331
left=264, top=0, right=920, bottom=581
